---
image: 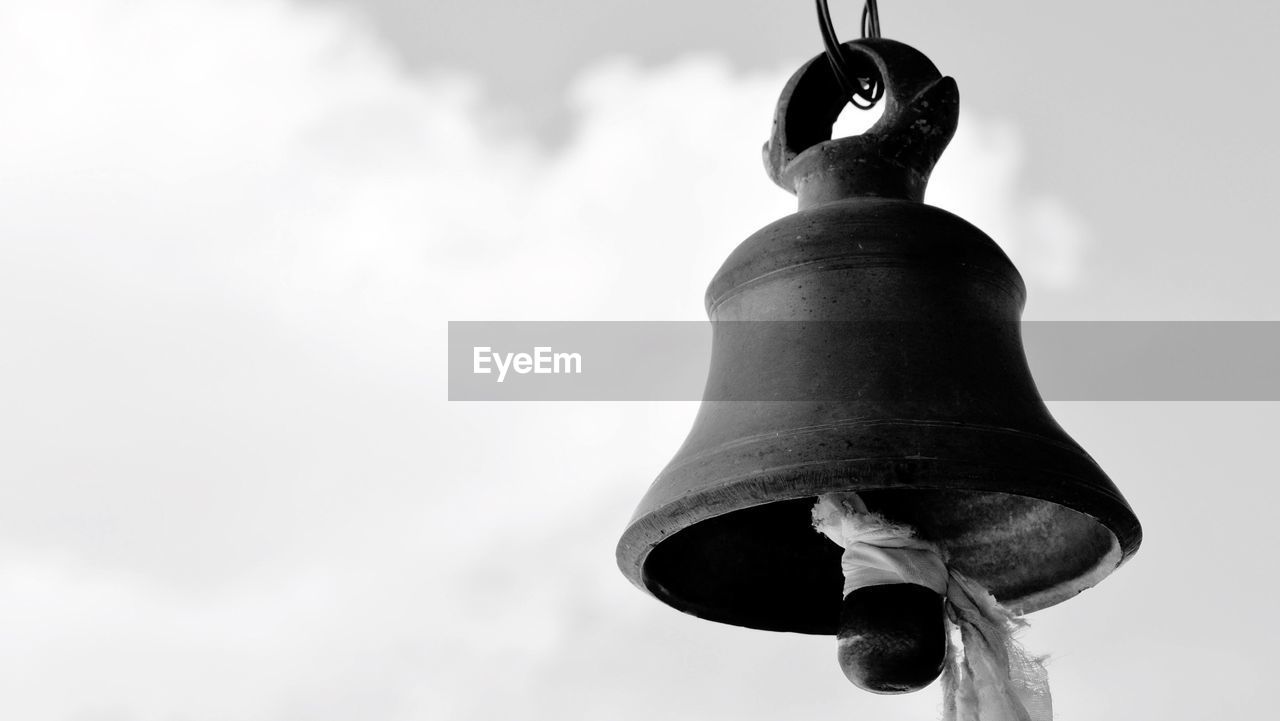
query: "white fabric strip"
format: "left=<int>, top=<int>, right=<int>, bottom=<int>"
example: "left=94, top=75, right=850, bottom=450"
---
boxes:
left=812, top=492, right=1053, bottom=721
left=812, top=493, right=948, bottom=596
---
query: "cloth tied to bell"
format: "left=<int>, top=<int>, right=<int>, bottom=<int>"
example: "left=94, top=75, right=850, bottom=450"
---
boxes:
left=812, top=493, right=1053, bottom=721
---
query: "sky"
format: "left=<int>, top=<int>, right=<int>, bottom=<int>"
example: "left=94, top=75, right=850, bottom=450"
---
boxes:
left=0, top=1, right=1276, bottom=720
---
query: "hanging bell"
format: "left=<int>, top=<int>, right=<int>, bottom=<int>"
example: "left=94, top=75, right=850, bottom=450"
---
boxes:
left=616, top=38, right=1141, bottom=647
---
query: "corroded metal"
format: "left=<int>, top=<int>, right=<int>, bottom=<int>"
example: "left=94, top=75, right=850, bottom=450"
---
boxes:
left=616, top=39, right=1141, bottom=635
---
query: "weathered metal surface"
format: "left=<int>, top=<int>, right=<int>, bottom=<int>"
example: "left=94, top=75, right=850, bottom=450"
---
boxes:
left=616, top=39, right=1141, bottom=635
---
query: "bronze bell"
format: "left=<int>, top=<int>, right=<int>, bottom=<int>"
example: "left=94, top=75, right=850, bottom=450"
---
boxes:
left=616, top=39, right=1141, bottom=635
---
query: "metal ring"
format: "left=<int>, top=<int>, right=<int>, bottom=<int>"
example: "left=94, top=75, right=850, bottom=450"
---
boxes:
left=816, top=0, right=884, bottom=108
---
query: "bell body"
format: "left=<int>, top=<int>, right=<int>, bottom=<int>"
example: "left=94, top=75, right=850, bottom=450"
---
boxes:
left=616, top=39, right=1140, bottom=635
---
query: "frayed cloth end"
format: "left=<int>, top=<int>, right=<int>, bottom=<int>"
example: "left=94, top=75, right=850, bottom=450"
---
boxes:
left=814, top=492, right=1052, bottom=721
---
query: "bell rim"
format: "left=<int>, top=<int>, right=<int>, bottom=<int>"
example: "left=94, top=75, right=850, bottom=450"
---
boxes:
left=616, top=455, right=1141, bottom=629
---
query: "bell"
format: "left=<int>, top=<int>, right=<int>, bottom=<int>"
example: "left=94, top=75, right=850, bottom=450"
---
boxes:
left=616, top=39, right=1141, bottom=636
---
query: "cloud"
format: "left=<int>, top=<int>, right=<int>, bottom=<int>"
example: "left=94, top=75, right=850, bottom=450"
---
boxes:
left=0, top=1, right=1093, bottom=719
left=929, top=118, right=1088, bottom=290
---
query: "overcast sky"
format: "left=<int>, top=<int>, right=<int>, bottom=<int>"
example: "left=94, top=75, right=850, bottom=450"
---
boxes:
left=0, top=1, right=1277, bottom=720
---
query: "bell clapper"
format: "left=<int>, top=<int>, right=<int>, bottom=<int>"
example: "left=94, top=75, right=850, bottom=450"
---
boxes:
left=838, top=583, right=946, bottom=693
left=812, top=493, right=948, bottom=694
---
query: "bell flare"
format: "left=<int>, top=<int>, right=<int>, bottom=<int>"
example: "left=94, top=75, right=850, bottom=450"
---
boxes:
left=616, top=417, right=1137, bottom=634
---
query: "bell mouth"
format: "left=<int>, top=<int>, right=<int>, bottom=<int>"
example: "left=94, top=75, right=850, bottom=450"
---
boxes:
left=624, top=487, right=1126, bottom=635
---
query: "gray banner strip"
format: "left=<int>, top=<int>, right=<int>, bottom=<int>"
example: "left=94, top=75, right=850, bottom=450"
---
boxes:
left=448, top=321, right=1280, bottom=401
